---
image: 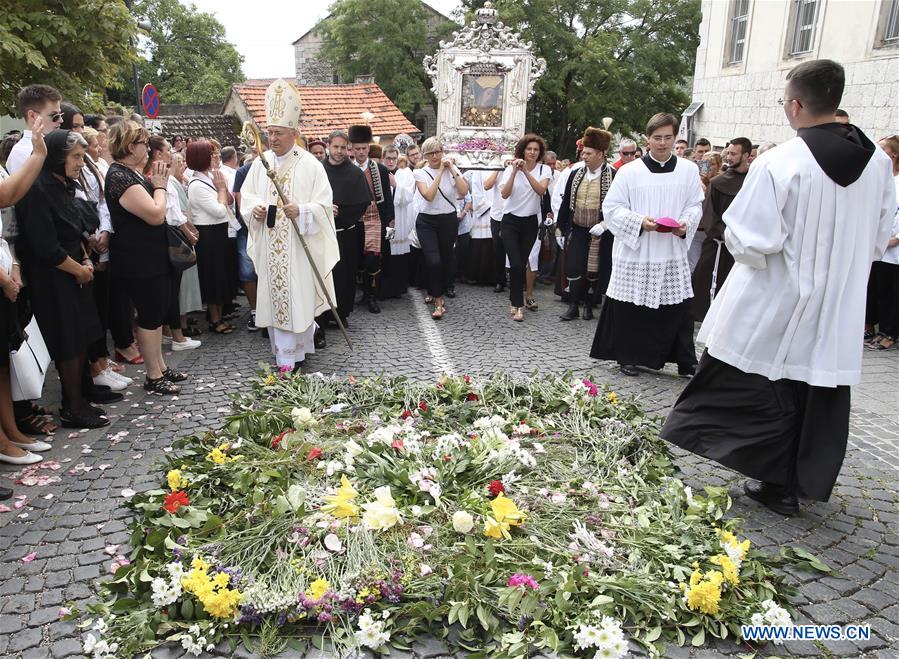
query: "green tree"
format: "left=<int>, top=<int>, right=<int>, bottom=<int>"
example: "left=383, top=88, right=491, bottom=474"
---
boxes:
left=124, top=0, right=244, bottom=105
left=461, top=0, right=701, bottom=156
left=320, top=0, right=457, bottom=116
left=0, top=0, right=137, bottom=115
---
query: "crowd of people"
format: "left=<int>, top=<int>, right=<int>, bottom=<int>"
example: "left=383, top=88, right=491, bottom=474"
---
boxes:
left=0, top=62, right=896, bottom=516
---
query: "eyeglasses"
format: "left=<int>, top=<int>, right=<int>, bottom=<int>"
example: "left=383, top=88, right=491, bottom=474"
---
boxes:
left=424, top=149, right=444, bottom=156
left=620, top=151, right=636, bottom=156
left=777, top=97, right=802, bottom=108
left=134, top=140, right=148, bottom=146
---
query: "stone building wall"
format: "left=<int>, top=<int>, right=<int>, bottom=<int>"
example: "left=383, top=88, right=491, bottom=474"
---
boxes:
left=690, top=0, right=898, bottom=147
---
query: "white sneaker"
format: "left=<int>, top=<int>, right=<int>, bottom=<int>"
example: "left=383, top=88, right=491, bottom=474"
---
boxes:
left=93, top=369, right=128, bottom=391
left=161, top=335, right=172, bottom=344
left=172, top=338, right=201, bottom=351
left=11, top=439, right=52, bottom=452
left=0, top=450, right=42, bottom=465
left=106, top=367, right=132, bottom=386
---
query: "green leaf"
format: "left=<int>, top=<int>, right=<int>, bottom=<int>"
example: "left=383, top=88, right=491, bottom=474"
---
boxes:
left=644, top=625, right=662, bottom=642
left=181, top=598, right=194, bottom=620
left=691, top=628, right=705, bottom=646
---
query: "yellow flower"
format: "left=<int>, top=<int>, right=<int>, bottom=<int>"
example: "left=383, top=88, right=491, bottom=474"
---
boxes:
left=706, top=570, right=725, bottom=588
left=686, top=580, right=721, bottom=615
left=607, top=392, right=618, bottom=405
left=264, top=374, right=277, bottom=386
left=710, top=554, right=740, bottom=586
left=361, top=486, right=402, bottom=531
left=191, top=556, right=210, bottom=572
left=322, top=475, right=359, bottom=519
left=483, top=516, right=510, bottom=539
left=689, top=569, right=702, bottom=586
left=305, top=577, right=330, bottom=601
left=490, top=494, right=526, bottom=527
left=207, top=447, right=228, bottom=464
left=167, top=469, right=188, bottom=491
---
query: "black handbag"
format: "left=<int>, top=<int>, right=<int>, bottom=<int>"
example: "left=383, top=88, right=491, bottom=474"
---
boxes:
left=166, top=224, right=196, bottom=272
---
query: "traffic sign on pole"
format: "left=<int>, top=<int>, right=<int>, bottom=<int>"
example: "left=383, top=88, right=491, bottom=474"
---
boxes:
left=141, top=84, right=160, bottom=119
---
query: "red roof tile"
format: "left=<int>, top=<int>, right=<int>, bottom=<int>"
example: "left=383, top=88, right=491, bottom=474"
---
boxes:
left=232, top=81, right=420, bottom=138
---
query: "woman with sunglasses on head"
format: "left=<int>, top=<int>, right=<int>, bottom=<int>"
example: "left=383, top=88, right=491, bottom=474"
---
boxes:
left=499, top=134, right=552, bottom=321
left=413, top=138, right=469, bottom=319
left=106, top=121, right=186, bottom=395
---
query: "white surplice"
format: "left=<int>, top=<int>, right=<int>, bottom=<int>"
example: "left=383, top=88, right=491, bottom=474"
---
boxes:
left=391, top=167, right=416, bottom=255
left=240, top=148, right=339, bottom=365
left=699, top=138, right=896, bottom=387
left=602, top=157, right=704, bottom=308
left=467, top=170, right=493, bottom=240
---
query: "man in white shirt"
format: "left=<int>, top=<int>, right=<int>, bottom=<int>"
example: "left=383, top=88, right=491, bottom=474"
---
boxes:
left=6, top=85, right=63, bottom=174
left=591, top=113, right=704, bottom=377
left=662, top=59, right=896, bottom=516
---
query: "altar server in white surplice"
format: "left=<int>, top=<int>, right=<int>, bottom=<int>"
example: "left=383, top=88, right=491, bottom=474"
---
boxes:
left=241, top=79, right=339, bottom=370
left=590, top=112, right=704, bottom=377
left=662, top=60, right=896, bottom=516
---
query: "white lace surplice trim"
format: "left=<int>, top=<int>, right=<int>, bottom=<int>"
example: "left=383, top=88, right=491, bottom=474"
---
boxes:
left=607, top=257, right=694, bottom=308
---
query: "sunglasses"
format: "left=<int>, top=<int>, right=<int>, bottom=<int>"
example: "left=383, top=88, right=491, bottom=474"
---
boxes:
left=49, top=112, right=64, bottom=122
left=620, top=151, right=636, bottom=156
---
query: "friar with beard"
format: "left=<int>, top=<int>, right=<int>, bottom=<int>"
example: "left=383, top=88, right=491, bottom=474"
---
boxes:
left=314, top=129, right=371, bottom=349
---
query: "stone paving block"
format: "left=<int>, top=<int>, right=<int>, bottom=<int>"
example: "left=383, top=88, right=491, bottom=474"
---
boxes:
left=51, top=638, right=86, bottom=658
left=0, top=614, right=24, bottom=634
left=0, top=577, right=25, bottom=595
left=8, top=626, right=43, bottom=652
left=21, top=647, right=51, bottom=659
left=2, top=593, right=36, bottom=614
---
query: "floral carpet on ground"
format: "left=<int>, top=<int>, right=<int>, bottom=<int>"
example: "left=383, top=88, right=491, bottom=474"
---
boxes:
left=73, top=371, right=823, bottom=658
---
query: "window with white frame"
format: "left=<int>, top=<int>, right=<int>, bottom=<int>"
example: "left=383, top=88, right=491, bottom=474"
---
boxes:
left=729, top=0, right=751, bottom=63
left=790, top=0, right=819, bottom=55
left=884, top=0, right=899, bottom=42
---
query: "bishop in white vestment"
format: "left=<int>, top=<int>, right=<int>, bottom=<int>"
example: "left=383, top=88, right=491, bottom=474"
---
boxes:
left=662, top=59, right=897, bottom=512
left=240, top=79, right=339, bottom=369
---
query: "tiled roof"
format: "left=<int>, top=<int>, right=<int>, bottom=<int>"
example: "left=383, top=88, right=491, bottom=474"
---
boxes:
left=232, top=81, right=420, bottom=139
left=154, top=114, right=242, bottom=148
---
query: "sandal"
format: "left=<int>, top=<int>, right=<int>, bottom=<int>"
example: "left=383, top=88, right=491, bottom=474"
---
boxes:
left=525, top=297, right=538, bottom=311
left=107, top=360, right=126, bottom=373
left=182, top=326, right=203, bottom=338
left=431, top=305, right=445, bottom=320
left=114, top=350, right=144, bottom=365
left=424, top=296, right=434, bottom=304
left=874, top=337, right=896, bottom=350
left=16, top=414, right=57, bottom=436
left=864, top=328, right=876, bottom=341
left=512, top=307, right=524, bottom=322
left=208, top=321, right=234, bottom=334
left=162, top=368, right=188, bottom=383
left=144, top=376, right=181, bottom=395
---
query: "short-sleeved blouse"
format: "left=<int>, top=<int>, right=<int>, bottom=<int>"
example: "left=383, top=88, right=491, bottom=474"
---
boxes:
left=500, top=163, right=552, bottom=217
left=105, top=163, right=169, bottom=279
left=413, top=166, right=458, bottom=215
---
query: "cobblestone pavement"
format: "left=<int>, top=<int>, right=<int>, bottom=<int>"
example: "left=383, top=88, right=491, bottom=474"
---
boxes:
left=0, top=282, right=896, bottom=658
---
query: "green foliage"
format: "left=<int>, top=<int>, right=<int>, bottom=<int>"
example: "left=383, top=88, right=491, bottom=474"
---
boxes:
left=319, top=0, right=457, bottom=115
left=461, top=0, right=701, bottom=156
left=126, top=0, right=244, bottom=105
left=0, top=0, right=137, bottom=115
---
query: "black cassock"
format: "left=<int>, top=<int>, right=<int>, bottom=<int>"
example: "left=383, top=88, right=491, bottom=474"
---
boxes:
left=661, top=350, right=850, bottom=502
left=322, top=159, right=370, bottom=322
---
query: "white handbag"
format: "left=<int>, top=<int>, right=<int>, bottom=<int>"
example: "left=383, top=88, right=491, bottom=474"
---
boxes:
left=10, top=318, right=51, bottom=402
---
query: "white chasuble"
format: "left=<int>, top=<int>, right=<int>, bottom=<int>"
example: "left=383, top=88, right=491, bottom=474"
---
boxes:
left=699, top=137, right=896, bottom=387
left=241, top=149, right=339, bottom=339
left=391, top=167, right=416, bottom=255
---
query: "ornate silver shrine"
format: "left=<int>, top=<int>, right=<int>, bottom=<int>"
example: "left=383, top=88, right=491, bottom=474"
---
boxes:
left=423, top=2, right=546, bottom=169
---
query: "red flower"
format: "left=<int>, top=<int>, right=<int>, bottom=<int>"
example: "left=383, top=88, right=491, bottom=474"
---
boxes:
left=418, top=400, right=427, bottom=412
left=307, top=447, right=323, bottom=461
left=442, top=453, right=451, bottom=462
left=391, top=439, right=404, bottom=452
left=436, top=381, right=445, bottom=389
left=487, top=480, right=505, bottom=497
left=400, top=410, right=412, bottom=420
left=163, top=490, right=189, bottom=514
left=272, top=429, right=293, bottom=449
left=464, top=375, right=472, bottom=384
left=466, top=392, right=479, bottom=402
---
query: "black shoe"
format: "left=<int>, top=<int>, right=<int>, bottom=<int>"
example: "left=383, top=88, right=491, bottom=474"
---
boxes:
left=314, top=328, right=327, bottom=350
left=261, top=328, right=270, bottom=339
left=619, top=364, right=640, bottom=377
left=60, top=407, right=109, bottom=429
left=162, top=368, right=188, bottom=383
left=367, top=296, right=381, bottom=314
left=293, top=360, right=305, bottom=373
left=560, top=304, right=579, bottom=321
left=678, top=364, right=696, bottom=378
left=0, top=486, right=13, bottom=501
left=493, top=283, right=505, bottom=293
left=445, top=288, right=456, bottom=299
left=247, top=316, right=260, bottom=332
left=743, top=480, right=799, bottom=516
left=582, top=305, right=594, bottom=321
left=87, top=386, right=124, bottom=404
left=88, top=404, right=106, bottom=417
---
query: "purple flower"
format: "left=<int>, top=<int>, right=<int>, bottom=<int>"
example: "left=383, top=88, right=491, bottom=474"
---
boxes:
left=317, top=611, right=332, bottom=623
left=507, top=573, right=540, bottom=590
left=582, top=379, right=599, bottom=397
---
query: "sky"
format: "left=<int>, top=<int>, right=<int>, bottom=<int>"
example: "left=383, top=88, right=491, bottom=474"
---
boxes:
left=183, top=0, right=462, bottom=79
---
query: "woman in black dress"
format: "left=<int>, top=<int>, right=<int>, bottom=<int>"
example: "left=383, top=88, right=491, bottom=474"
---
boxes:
left=105, top=121, right=186, bottom=395
left=15, top=130, right=107, bottom=428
